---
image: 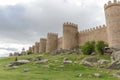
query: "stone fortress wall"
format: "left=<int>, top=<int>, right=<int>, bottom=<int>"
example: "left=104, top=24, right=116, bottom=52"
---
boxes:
left=57, top=37, right=62, bottom=49
left=22, top=0, right=120, bottom=54
left=39, top=38, right=47, bottom=52
left=63, top=22, right=78, bottom=49
left=46, top=33, right=58, bottom=52
left=104, top=0, right=120, bottom=48
left=78, top=25, right=108, bottom=46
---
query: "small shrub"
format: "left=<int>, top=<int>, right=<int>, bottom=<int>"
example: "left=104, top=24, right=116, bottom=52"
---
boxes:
left=15, top=57, right=18, bottom=61
left=27, top=52, right=33, bottom=55
left=95, top=40, right=108, bottom=55
left=81, top=41, right=95, bottom=55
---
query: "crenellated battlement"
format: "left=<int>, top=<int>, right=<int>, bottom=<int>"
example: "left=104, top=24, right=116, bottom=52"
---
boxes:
left=35, top=42, right=39, bottom=45
left=79, top=25, right=107, bottom=33
left=40, top=38, right=46, bottom=41
left=63, top=22, right=78, bottom=29
left=47, top=32, right=58, bottom=36
left=104, top=0, right=120, bottom=9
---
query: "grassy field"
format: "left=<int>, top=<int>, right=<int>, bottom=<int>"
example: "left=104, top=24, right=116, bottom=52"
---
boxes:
left=0, top=53, right=119, bottom=80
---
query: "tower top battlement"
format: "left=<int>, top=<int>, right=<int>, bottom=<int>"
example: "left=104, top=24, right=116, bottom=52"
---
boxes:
left=63, top=22, right=78, bottom=29
left=104, top=0, right=120, bottom=9
left=47, top=33, right=58, bottom=36
left=40, top=38, right=46, bottom=41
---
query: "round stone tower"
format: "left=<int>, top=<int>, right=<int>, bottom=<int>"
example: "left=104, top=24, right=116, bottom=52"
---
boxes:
left=63, top=22, right=78, bottom=49
left=104, top=0, right=120, bottom=48
left=34, top=42, right=40, bottom=53
left=46, top=33, right=58, bottom=52
left=39, top=38, right=47, bottom=53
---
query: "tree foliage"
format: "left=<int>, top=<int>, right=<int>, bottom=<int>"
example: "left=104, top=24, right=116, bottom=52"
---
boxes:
left=81, top=40, right=108, bottom=55
left=81, top=41, right=95, bottom=55
left=95, top=40, right=108, bottom=55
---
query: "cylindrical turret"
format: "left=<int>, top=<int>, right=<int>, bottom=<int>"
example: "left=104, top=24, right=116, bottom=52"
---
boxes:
left=63, top=22, right=78, bottom=49
left=34, top=42, right=40, bottom=53
left=28, top=47, right=32, bottom=52
left=104, top=0, right=120, bottom=48
left=39, top=38, right=47, bottom=52
left=31, top=46, right=35, bottom=53
left=46, top=33, right=58, bottom=52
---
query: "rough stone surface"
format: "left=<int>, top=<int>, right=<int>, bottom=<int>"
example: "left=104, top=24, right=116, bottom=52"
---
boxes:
left=108, top=61, right=120, bottom=70
left=34, top=55, right=44, bottom=61
left=111, top=51, right=120, bottom=62
left=84, top=57, right=99, bottom=63
left=35, top=59, right=48, bottom=64
left=12, top=66, right=18, bottom=69
left=98, top=60, right=110, bottom=65
left=81, top=61, right=93, bottom=67
left=78, top=74, right=82, bottom=77
left=94, top=73, right=101, bottom=78
left=63, top=60, right=72, bottom=64
left=9, top=60, right=30, bottom=67
left=23, top=68, right=29, bottom=72
left=113, top=72, right=120, bottom=78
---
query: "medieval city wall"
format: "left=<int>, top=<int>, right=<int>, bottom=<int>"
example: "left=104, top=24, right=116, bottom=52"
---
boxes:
left=12, top=0, right=120, bottom=56
left=34, top=42, right=40, bottom=53
left=63, top=22, right=78, bottom=49
left=39, top=38, right=47, bottom=52
left=46, top=33, right=58, bottom=52
left=78, top=25, right=108, bottom=46
left=104, top=0, right=120, bottom=48
left=57, top=37, right=62, bottom=49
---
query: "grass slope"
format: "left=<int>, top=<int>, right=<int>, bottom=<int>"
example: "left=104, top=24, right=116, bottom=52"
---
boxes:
left=0, top=53, right=119, bottom=80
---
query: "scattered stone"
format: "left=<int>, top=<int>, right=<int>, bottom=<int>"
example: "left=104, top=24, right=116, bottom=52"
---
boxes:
left=63, top=60, right=72, bottom=64
left=84, top=57, right=99, bottom=63
left=23, top=68, right=29, bottom=72
left=42, top=65, right=49, bottom=69
left=12, top=66, right=18, bottom=69
left=91, top=52, right=96, bottom=55
left=74, top=61, right=78, bottom=64
left=63, top=58, right=69, bottom=61
left=65, top=49, right=73, bottom=54
left=50, top=49, right=64, bottom=55
left=104, top=47, right=113, bottom=55
left=98, top=60, right=110, bottom=65
left=82, top=61, right=93, bottom=67
left=81, top=57, right=99, bottom=67
left=9, top=60, right=30, bottom=67
left=94, top=73, right=101, bottom=78
left=35, top=59, right=48, bottom=64
left=34, top=55, right=44, bottom=61
left=50, top=47, right=81, bottom=55
left=26, top=58, right=33, bottom=61
left=108, top=61, right=120, bottom=70
left=113, top=72, right=120, bottom=78
left=57, top=65, right=64, bottom=68
left=78, top=74, right=82, bottom=77
left=111, top=51, right=120, bottom=62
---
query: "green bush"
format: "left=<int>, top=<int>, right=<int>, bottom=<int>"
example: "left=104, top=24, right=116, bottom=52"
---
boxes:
left=95, top=40, right=108, bottom=55
left=15, top=57, right=18, bottom=61
left=81, top=41, right=95, bottom=55
left=27, top=52, right=33, bottom=55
